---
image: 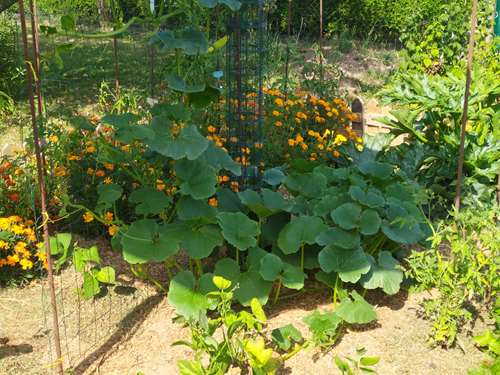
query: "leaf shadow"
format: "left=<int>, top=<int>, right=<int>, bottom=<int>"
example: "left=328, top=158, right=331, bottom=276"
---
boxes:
left=71, top=293, right=164, bottom=374
left=0, top=343, right=33, bottom=360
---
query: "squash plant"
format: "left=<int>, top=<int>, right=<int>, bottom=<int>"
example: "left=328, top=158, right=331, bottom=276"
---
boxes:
left=63, top=103, right=428, bottom=309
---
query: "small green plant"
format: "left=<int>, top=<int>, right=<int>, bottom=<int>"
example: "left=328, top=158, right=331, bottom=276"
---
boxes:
left=335, top=347, right=380, bottom=375
left=468, top=327, right=500, bottom=375
left=406, top=208, right=499, bottom=347
left=171, top=276, right=282, bottom=375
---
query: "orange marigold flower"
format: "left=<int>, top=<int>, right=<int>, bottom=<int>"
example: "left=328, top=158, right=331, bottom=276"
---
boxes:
left=108, top=225, right=119, bottom=236
left=274, top=121, right=283, bottom=127
left=208, top=197, right=218, bottom=207
left=274, top=98, right=285, bottom=107
left=103, top=177, right=113, bottom=184
left=54, top=166, right=67, bottom=177
left=272, top=110, right=281, bottom=117
left=207, top=125, right=217, bottom=133
left=104, top=212, right=114, bottom=223
left=104, top=163, right=115, bottom=171
left=83, top=212, right=94, bottom=223
left=95, top=170, right=106, bottom=178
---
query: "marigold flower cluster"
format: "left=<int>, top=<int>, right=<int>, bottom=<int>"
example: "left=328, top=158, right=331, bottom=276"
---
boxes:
left=0, top=216, right=47, bottom=271
left=263, top=88, right=363, bottom=163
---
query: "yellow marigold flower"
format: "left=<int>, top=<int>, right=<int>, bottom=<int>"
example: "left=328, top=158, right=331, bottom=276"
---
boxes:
left=11, top=224, right=25, bottom=235
left=48, top=135, right=59, bottom=143
left=208, top=197, right=218, bottom=207
left=274, top=98, right=285, bottom=107
left=14, top=168, right=23, bottom=175
left=315, top=116, right=325, bottom=124
left=83, top=212, right=94, bottom=223
left=356, top=137, right=363, bottom=143
left=95, top=170, right=106, bottom=177
left=19, top=258, right=33, bottom=270
left=87, top=168, right=95, bottom=175
left=288, top=139, right=296, bottom=147
left=14, top=241, right=27, bottom=253
left=108, top=225, right=119, bottom=237
left=68, top=154, right=82, bottom=161
left=0, top=240, right=9, bottom=249
left=156, top=179, right=166, bottom=191
left=103, top=177, right=113, bottom=184
left=334, top=134, right=347, bottom=145
left=295, top=134, right=304, bottom=143
left=300, top=143, right=308, bottom=151
left=121, top=144, right=131, bottom=152
left=104, top=212, right=114, bottom=223
left=327, top=112, right=333, bottom=118
left=274, top=121, right=283, bottom=127
left=54, top=166, right=67, bottom=177
left=85, top=145, right=97, bottom=153
left=272, top=110, right=281, bottom=117
left=332, top=150, right=340, bottom=158
left=207, top=125, right=217, bottom=133
left=254, top=142, right=263, bottom=149
left=36, top=249, right=47, bottom=261
left=317, top=143, right=325, bottom=150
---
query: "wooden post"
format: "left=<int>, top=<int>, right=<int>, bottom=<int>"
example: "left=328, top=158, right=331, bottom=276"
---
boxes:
left=454, top=0, right=478, bottom=211
left=18, top=1, right=64, bottom=374
left=351, top=97, right=365, bottom=137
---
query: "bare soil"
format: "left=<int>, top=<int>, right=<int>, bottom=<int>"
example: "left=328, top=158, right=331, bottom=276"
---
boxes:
left=0, top=238, right=487, bottom=375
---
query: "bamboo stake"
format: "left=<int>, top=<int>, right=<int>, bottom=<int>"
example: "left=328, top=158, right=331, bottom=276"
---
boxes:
left=18, top=1, right=64, bottom=374
left=319, top=0, right=323, bottom=82
left=454, top=0, right=478, bottom=211
left=28, top=0, right=42, bottom=117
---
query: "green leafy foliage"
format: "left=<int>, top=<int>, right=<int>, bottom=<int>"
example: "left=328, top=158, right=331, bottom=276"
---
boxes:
left=335, top=291, right=377, bottom=324
left=335, top=347, right=380, bottom=375
left=406, top=208, right=499, bottom=347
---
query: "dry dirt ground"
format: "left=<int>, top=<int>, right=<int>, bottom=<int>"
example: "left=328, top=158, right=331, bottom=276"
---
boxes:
left=0, top=240, right=488, bottom=375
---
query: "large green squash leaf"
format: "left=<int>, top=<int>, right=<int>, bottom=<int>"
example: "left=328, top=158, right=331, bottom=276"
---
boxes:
left=335, top=290, right=377, bottom=324
left=176, top=159, right=218, bottom=199
left=331, top=203, right=362, bottom=230
left=121, top=220, right=181, bottom=263
left=359, top=209, right=382, bottom=235
left=360, top=251, right=403, bottom=295
left=149, top=123, right=208, bottom=160
left=315, top=227, right=360, bottom=249
left=201, top=142, right=241, bottom=176
left=96, top=184, right=123, bottom=212
left=318, top=246, right=371, bottom=283
left=234, top=271, right=272, bottom=306
left=259, top=253, right=283, bottom=281
left=168, top=271, right=208, bottom=321
left=357, top=160, right=393, bottom=179
left=349, top=186, right=385, bottom=208
left=177, top=196, right=217, bottom=222
left=167, top=223, right=223, bottom=259
left=277, top=216, right=327, bottom=254
left=283, top=172, right=327, bottom=198
left=129, top=187, right=172, bottom=216
left=217, top=212, right=260, bottom=250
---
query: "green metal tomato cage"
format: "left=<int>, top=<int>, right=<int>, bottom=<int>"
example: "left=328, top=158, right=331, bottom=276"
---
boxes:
left=226, top=0, right=267, bottom=189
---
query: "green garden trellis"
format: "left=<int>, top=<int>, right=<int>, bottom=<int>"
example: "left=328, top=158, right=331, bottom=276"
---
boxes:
left=226, top=0, right=267, bottom=189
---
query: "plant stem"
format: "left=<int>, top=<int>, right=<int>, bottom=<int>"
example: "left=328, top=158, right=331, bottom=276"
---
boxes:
left=273, top=279, right=282, bottom=305
left=333, top=274, right=339, bottom=308
left=236, top=248, right=240, bottom=266
left=195, top=259, right=203, bottom=278
left=300, top=244, right=305, bottom=271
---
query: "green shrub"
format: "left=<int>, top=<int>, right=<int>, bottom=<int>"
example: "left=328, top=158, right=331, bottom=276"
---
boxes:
left=406, top=208, right=499, bottom=347
left=400, top=0, right=496, bottom=74
left=0, top=12, right=22, bottom=105
left=268, top=0, right=444, bottom=40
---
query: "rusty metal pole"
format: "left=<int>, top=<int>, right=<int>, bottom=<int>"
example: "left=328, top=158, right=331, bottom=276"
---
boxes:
left=454, top=0, right=478, bottom=211
left=18, top=1, right=64, bottom=374
left=28, top=0, right=43, bottom=117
